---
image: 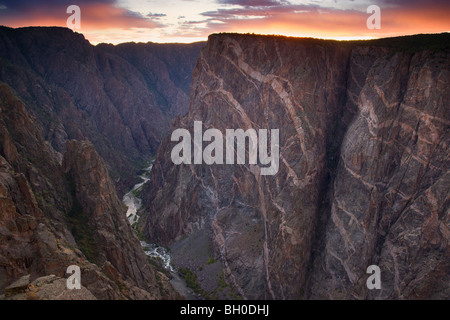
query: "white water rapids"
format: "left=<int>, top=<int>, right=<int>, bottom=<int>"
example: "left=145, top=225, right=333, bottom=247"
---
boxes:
left=122, top=161, right=174, bottom=272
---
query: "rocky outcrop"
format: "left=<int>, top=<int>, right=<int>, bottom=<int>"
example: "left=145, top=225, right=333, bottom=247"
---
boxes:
left=0, top=83, right=179, bottom=299
left=141, top=33, right=450, bottom=299
left=2, top=274, right=97, bottom=300
left=63, top=139, right=166, bottom=298
left=0, top=26, right=204, bottom=196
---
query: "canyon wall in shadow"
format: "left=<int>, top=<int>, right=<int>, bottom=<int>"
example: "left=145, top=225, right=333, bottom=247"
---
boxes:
left=142, top=33, right=450, bottom=299
left=0, top=26, right=204, bottom=195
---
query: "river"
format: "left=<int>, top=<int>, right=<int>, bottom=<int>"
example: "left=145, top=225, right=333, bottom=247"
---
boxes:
left=122, top=160, right=174, bottom=270
left=122, top=162, right=152, bottom=225
left=122, top=160, right=198, bottom=299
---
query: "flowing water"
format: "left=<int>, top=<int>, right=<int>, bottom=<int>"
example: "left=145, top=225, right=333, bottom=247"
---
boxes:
left=122, top=163, right=152, bottom=225
left=122, top=160, right=198, bottom=299
left=122, top=160, right=174, bottom=271
left=140, top=241, right=174, bottom=272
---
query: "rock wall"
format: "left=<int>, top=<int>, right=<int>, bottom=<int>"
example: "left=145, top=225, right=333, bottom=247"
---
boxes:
left=0, top=83, right=179, bottom=299
left=0, top=26, right=204, bottom=195
left=142, top=33, right=450, bottom=299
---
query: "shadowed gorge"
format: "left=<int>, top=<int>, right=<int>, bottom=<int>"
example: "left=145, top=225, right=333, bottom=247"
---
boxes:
left=0, top=26, right=204, bottom=196
left=0, top=27, right=448, bottom=300
left=0, top=26, right=202, bottom=299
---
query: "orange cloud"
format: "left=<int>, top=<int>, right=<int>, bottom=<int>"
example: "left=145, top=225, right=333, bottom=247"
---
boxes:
left=200, top=5, right=450, bottom=40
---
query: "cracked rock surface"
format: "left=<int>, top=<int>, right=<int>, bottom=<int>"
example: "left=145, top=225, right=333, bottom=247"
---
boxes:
left=142, top=33, right=449, bottom=299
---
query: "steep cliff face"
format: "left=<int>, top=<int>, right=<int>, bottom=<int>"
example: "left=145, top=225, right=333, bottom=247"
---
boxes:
left=62, top=139, right=180, bottom=299
left=308, top=43, right=450, bottom=300
left=142, top=33, right=449, bottom=299
left=0, top=26, right=204, bottom=195
left=98, top=42, right=203, bottom=119
left=0, top=83, right=178, bottom=299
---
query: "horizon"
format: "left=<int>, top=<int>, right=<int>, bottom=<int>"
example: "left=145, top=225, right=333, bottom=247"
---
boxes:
left=0, top=0, right=449, bottom=44
left=2, top=25, right=449, bottom=46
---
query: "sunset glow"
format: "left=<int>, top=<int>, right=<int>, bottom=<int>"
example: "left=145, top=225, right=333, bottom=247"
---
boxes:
left=0, top=0, right=449, bottom=44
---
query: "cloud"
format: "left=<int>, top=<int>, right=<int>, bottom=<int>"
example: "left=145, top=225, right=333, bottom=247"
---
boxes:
left=217, top=0, right=284, bottom=7
left=202, top=4, right=320, bottom=19
left=147, top=12, right=167, bottom=18
left=0, top=0, right=448, bottom=43
left=199, top=1, right=450, bottom=39
left=378, top=0, right=450, bottom=5
left=0, top=0, right=162, bottom=30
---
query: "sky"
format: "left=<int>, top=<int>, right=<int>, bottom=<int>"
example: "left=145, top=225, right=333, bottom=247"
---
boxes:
left=0, top=0, right=449, bottom=44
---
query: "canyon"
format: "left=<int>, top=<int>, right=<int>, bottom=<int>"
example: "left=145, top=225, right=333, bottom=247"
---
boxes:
left=0, top=26, right=448, bottom=300
left=0, top=26, right=202, bottom=299
left=0, top=26, right=204, bottom=196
